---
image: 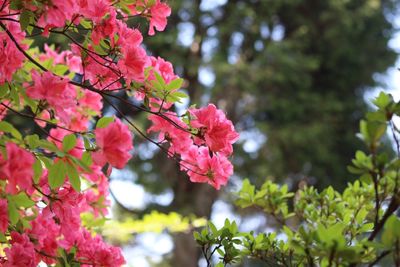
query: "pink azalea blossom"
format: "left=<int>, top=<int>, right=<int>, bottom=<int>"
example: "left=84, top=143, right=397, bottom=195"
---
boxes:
left=148, top=56, right=177, bottom=84
left=148, top=0, right=171, bottom=36
left=3, top=232, right=37, bottom=267
left=78, top=0, right=110, bottom=24
left=28, top=212, right=60, bottom=264
left=116, top=21, right=143, bottom=50
left=0, top=142, right=35, bottom=194
left=82, top=165, right=110, bottom=216
left=37, top=0, right=77, bottom=29
left=28, top=71, right=77, bottom=124
left=181, top=146, right=233, bottom=190
left=39, top=44, right=82, bottom=73
left=75, top=229, right=126, bottom=267
left=117, top=45, right=148, bottom=84
left=91, top=10, right=118, bottom=45
left=43, top=186, right=83, bottom=243
left=148, top=112, right=193, bottom=155
left=81, top=48, right=121, bottom=90
left=0, top=22, right=26, bottom=83
left=93, top=118, right=133, bottom=169
left=190, top=104, right=239, bottom=156
left=80, top=90, right=103, bottom=114
left=68, top=113, right=91, bottom=132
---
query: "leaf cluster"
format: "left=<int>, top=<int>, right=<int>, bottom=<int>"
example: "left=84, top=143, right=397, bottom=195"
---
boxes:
left=194, top=92, right=400, bottom=266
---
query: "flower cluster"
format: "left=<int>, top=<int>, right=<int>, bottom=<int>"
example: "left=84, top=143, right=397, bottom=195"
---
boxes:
left=148, top=105, right=239, bottom=189
left=0, top=0, right=238, bottom=265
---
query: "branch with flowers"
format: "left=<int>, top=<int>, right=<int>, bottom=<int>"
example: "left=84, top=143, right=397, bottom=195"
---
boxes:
left=0, top=0, right=239, bottom=265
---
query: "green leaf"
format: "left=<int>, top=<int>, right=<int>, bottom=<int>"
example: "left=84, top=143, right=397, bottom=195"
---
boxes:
left=11, top=192, right=35, bottom=208
left=96, top=117, right=114, bottom=129
left=0, top=121, right=22, bottom=140
left=38, top=155, right=53, bottom=169
left=66, top=162, right=81, bottom=192
left=62, top=134, right=77, bottom=152
left=81, top=151, right=93, bottom=167
left=358, top=120, right=369, bottom=142
left=7, top=199, right=19, bottom=225
left=67, top=156, right=91, bottom=175
left=32, top=159, right=43, bottom=184
left=92, top=42, right=106, bottom=55
left=367, top=121, right=387, bottom=142
left=10, top=0, right=23, bottom=9
left=325, top=186, right=335, bottom=200
left=147, top=0, right=156, bottom=7
left=48, top=160, right=67, bottom=189
left=382, top=215, right=400, bottom=247
left=166, top=78, right=184, bottom=91
left=154, top=71, right=166, bottom=86
left=0, top=233, right=7, bottom=242
left=193, top=231, right=202, bottom=242
left=373, top=92, right=392, bottom=109
left=37, top=139, right=59, bottom=152
left=83, top=136, right=92, bottom=150
left=9, top=85, right=20, bottom=108
left=355, top=208, right=368, bottom=224
left=26, top=24, right=33, bottom=35
left=25, top=134, right=40, bottom=149
left=80, top=19, right=92, bottom=29
left=53, top=64, right=70, bottom=76
left=208, top=221, right=218, bottom=236
left=19, top=9, right=33, bottom=31
left=359, top=173, right=372, bottom=184
left=168, top=91, right=188, bottom=103
left=0, top=83, right=9, bottom=98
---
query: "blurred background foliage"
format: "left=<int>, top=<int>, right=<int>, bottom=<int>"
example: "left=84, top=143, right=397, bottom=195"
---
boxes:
left=25, top=0, right=400, bottom=266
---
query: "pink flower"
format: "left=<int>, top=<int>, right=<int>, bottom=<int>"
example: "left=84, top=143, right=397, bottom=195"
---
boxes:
left=148, top=112, right=192, bottom=155
left=82, top=165, right=110, bottom=216
left=43, top=186, right=83, bottom=243
left=0, top=142, right=35, bottom=194
left=78, top=0, right=110, bottom=24
left=148, top=1, right=171, bottom=36
left=28, top=71, right=75, bottom=108
left=182, top=146, right=233, bottom=190
left=68, top=112, right=91, bottom=132
left=116, top=21, right=143, bottom=50
left=28, top=213, right=60, bottom=264
left=0, top=22, right=26, bottom=83
left=27, top=71, right=77, bottom=124
left=190, top=104, right=239, bottom=156
left=81, top=48, right=121, bottom=90
left=75, top=229, right=125, bottom=267
left=117, top=45, right=148, bottom=84
left=79, top=90, right=103, bottom=115
left=3, top=232, right=37, bottom=267
left=149, top=56, right=177, bottom=83
left=93, top=118, right=133, bottom=169
left=39, top=44, right=82, bottom=73
left=37, top=0, right=77, bottom=29
left=0, top=198, right=8, bottom=233
left=91, top=10, right=117, bottom=45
